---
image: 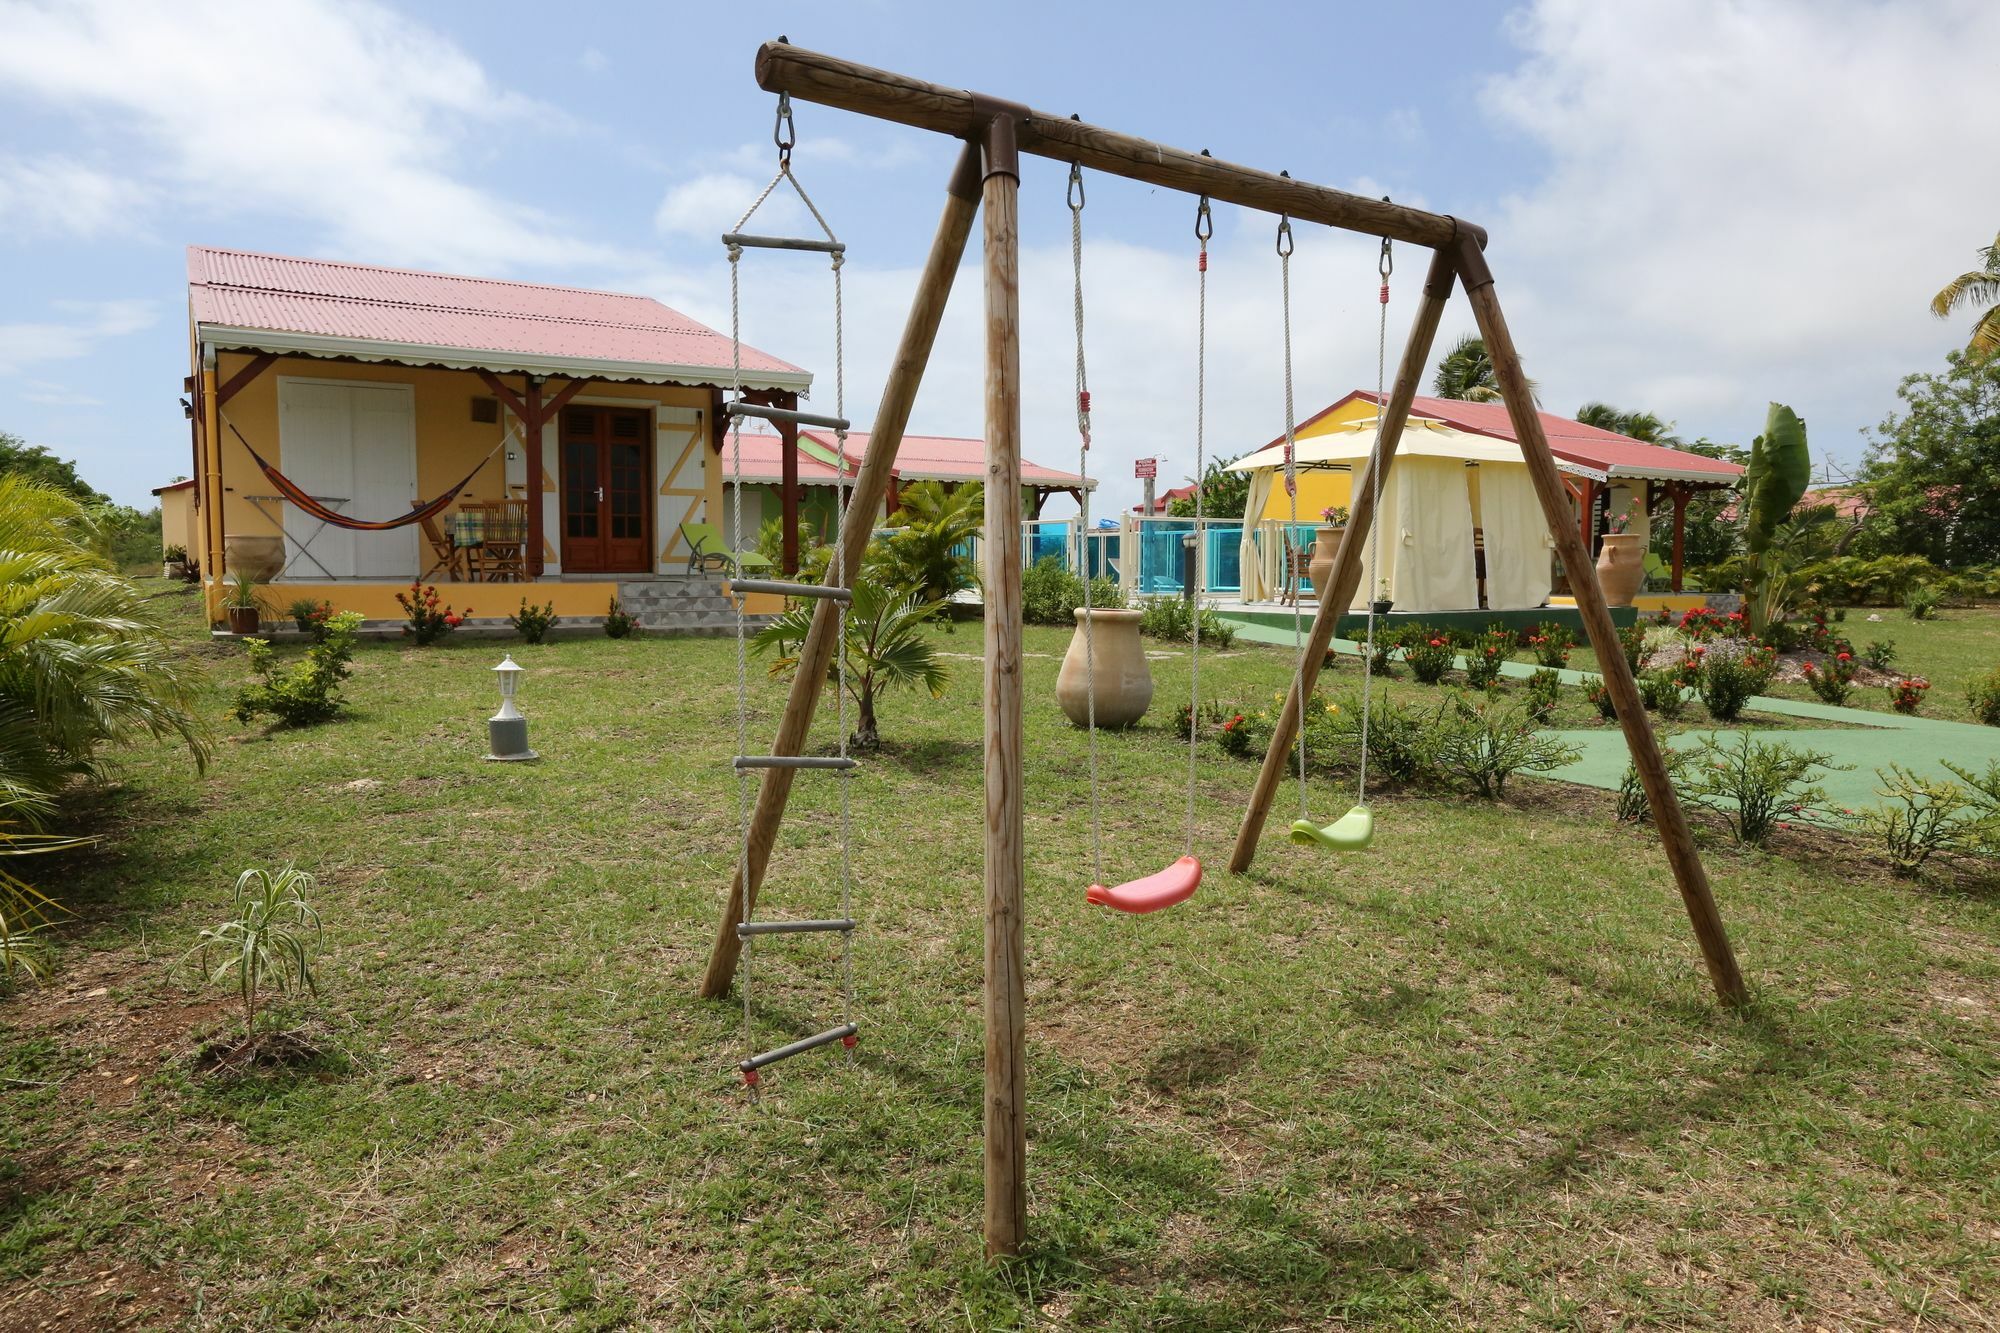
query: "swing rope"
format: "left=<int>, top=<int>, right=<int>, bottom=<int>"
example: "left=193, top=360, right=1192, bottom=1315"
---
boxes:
left=1356, top=234, right=1393, bottom=807
left=1068, top=163, right=1102, bottom=891
left=1185, top=194, right=1213, bottom=859
left=1276, top=215, right=1309, bottom=824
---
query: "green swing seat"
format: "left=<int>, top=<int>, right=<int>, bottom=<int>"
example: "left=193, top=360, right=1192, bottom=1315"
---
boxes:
left=1290, top=804, right=1374, bottom=851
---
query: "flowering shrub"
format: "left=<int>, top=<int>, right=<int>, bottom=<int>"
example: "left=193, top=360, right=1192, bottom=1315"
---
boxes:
left=395, top=582, right=467, bottom=646
left=1402, top=632, right=1457, bottom=685
left=1800, top=649, right=1856, bottom=705
left=285, top=598, right=335, bottom=641
left=1969, top=666, right=2000, bottom=728
left=1586, top=679, right=1618, bottom=719
left=1887, top=676, right=1931, bottom=715
left=1177, top=698, right=1227, bottom=740
left=604, top=597, right=636, bottom=639
left=1615, top=749, right=1693, bottom=823
left=1525, top=622, right=1574, bottom=668
left=1674, top=606, right=1744, bottom=642
left=1427, top=695, right=1580, bottom=798
left=1697, top=642, right=1775, bottom=722
left=1671, top=732, right=1845, bottom=846
left=1639, top=655, right=1699, bottom=718
left=1524, top=668, right=1563, bottom=724
left=1330, top=694, right=1438, bottom=783
left=1216, top=708, right=1256, bottom=757
left=1615, top=622, right=1649, bottom=672
left=1845, top=765, right=1991, bottom=878
left=1462, top=627, right=1513, bottom=690
left=509, top=598, right=558, bottom=644
left=1320, top=505, right=1349, bottom=525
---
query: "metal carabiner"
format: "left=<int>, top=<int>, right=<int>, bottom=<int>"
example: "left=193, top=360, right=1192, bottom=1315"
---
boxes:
left=1067, top=162, right=1085, bottom=213
left=1195, top=195, right=1213, bottom=244
left=1378, top=197, right=1394, bottom=279
left=1275, top=215, right=1294, bottom=258
left=773, top=93, right=796, bottom=167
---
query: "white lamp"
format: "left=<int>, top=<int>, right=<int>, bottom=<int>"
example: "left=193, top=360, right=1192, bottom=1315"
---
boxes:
left=485, top=654, right=538, bottom=761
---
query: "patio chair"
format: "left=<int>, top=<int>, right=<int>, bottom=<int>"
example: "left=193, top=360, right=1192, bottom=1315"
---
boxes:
left=680, top=521, right=773, bottom=577
left=461, top=501, right=528, bottom=582
left=420, top=514, right=464, bottom=582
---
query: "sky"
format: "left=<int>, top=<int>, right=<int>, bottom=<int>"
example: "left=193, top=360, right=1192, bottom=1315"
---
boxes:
left=1, top=0, right=1996, bottom=516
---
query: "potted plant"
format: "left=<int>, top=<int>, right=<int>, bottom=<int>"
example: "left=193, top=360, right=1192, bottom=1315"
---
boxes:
left=163, top=544, right=188, bottom=579
left=1370, top=577, right=1394, bottom=618
left=224, top=569, right=263, bottom=635
left=1306, top=505, right=1349, bottom=600
left=1594, top=500, right=1647, bottom=607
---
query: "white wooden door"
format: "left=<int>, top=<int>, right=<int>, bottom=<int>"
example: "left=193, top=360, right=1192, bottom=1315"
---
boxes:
left=654, top=406, right=706, bottom=572
left=277, top=380, right=418, bottom=579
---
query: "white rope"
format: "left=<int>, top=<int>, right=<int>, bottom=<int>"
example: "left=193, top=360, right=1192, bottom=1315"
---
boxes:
left=1185, top=198, right=1212, bottom=858
left=1068, top=165, right=1102, bottom=889
left=1277, top=217, right=1307, bottom=823
left=1356, top=237, right=1392, bottom=806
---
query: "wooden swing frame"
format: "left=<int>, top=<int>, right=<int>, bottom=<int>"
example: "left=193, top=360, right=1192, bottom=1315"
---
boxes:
left=697, top=39, right=1748, bottom=1261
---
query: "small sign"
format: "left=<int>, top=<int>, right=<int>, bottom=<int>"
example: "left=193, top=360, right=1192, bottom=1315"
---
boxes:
left=1134, top=457, right=1157, bottom=480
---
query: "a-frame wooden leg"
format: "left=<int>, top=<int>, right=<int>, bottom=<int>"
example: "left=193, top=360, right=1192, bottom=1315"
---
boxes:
left=1228, top=246, right=1459, bottom=873
left=696, top=144, right=983, bottom=1000
left=1454, top=232, right=1748, bottom=1008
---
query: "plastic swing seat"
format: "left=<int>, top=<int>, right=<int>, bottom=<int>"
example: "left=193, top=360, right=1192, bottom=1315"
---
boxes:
left=1087, top=856, right=1202, bottom=914
left=1290, top=805, right=1374, bottom=851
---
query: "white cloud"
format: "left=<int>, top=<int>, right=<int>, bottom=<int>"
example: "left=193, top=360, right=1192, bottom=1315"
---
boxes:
left=654, top=172, right=805, bottom=239
left=0, top=0, right=627, bottom=274
left=579, top=47, right=609, bottom=72
left=1478, top=0, right=2000, bottom=458
left=0, top=155, right=151, bottom=238
left=22, top=380, right=104, bottom=408
left=0, top=300, right=158, bottom=375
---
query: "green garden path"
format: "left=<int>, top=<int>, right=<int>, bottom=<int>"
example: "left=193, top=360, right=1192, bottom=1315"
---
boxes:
left=1218, top=615, right=2000, bottom=810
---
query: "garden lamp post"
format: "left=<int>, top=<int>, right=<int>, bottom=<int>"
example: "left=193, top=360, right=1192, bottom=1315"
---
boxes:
left=485, top=654, right=538, bottom=762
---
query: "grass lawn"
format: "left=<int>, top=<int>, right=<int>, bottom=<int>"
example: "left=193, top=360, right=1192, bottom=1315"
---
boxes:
left=6, top=583, right=2000, bottom=1329
left=1568, top=604, right=2000, bottom=725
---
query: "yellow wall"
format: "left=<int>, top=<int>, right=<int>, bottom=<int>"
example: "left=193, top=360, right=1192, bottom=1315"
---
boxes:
left=1251, top=397, right=1385, bottom=524
left=199, top=350, right=722, bottom=619
left=158, top=488, right=198, bottom=558
left=250, top=582, right=783, bottom=623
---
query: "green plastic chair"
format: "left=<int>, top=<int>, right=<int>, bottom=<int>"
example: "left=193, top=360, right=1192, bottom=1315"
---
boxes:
left=680, top=521, right=773, bottom=577
left=1290, top=805, right=1374, bottom=851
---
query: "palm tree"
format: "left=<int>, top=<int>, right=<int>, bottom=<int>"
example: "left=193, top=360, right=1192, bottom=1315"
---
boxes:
left=1574, top=402, right=1682, bottom=446
left=1932, top=230, right=2000, bottom=363
left=753, top=577, right=950, bottom=750
left=880, top=480, right=983, bottom=605
left=1431, top=335, right=1538, bottom=404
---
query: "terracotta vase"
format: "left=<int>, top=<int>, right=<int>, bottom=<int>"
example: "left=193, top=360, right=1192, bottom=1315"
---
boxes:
left=226, top=605, right=261, bottom=635
left=1307, top=525, right=1344, bottom=600
left=224, top=533, right=285, bottom=583
left=1594, top=533, right=1647, bottom=607
left=1056, top=607, right=1154, bottom=729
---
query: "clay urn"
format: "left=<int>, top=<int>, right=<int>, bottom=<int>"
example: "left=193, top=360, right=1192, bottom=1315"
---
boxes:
left=1056, top=607, right=1154, bottom=729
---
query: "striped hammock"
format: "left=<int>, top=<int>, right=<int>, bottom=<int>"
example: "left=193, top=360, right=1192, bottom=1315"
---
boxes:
left=226, top=419, right=504, bottom=532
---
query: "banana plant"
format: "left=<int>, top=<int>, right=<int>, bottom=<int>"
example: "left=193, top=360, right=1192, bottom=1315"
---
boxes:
left=1739, top=403, right=1811, bottom=631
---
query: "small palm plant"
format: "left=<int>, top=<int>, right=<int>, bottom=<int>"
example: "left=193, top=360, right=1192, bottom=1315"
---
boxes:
left=187, top=866, right=324, bottom=1037
left=754, top=576, right=950, bottom=750
left=0, top=824, right=90, bottom=984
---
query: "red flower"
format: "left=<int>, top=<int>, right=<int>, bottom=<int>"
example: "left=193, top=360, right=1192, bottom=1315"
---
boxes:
left=1692, top=645, right=1706, bottom=656
left=1836, top=651, right=1851, bottom=662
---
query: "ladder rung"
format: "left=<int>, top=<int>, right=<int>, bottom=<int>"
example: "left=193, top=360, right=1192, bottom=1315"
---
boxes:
left=734, top=755, right=859, bottom=771
left=725, top=578, right=853, bottom=603
left=722, top=232, right=845, bottom=255
left=742, top=1023, right=858, bottom=1073
left=726, top=401, right=850, bottom=432
left=737, top=918, right=857, bottom=938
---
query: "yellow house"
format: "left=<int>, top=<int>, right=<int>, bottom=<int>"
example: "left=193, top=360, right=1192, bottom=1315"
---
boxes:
left=152, top=478, right=199, bottom=564
left=183, top=245, right=819, bottom=628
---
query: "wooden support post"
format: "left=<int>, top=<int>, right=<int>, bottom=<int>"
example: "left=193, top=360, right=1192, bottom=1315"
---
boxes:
left=525, top=378, right=546, bottom=576
left=978, top=112, right=1028, bottom=1263
left=779, top=395, right=801, bottom=575
left=1228, top=246, right=1458, bottom=874
left=1671, top=484, right=1688, bottom=592
left=697, top=142, right=984, bottom=1001
left=1454, top=234, right=1747, bottom=1008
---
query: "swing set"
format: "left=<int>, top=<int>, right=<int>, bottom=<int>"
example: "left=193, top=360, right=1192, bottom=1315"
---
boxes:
left=697, top=40, right=1748, bottom=1260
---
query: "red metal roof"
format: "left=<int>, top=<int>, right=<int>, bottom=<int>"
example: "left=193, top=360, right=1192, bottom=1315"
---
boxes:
left=1133, top=483, right=1196, bottom=512
left=717, top=424, right=845, bottom=484
left=800, top=429, right=1092, bottom=489
left=187, top=245, right=806, bottom=388
left=1280, top=391, right=1745, bottom=485
left=151, top=478, right=196, bottom=494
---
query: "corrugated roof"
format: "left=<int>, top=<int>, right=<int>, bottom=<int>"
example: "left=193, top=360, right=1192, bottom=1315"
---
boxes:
left=1277, top=391, right=1745, bottom=485
left=187, top=245, right=806, bottom=389
left=717, top=425, right=845, bottom=484
left=800, top=429, right=1093, bottom=489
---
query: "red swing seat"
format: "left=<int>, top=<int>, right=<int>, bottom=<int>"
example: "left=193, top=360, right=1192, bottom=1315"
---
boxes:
left=1086, top=855, right=1202, bottom=914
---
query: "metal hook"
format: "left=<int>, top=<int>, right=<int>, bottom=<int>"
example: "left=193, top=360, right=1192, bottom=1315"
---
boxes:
left=1067, top=162, right=1085, bottom=212
left=1276, top=215, right=1294, bottom=258
left=1195, top=195, right=1213, bottom=244
left=1378, top=196, right=1394, bottom=279
left=773, top=92, right=795, bottom=165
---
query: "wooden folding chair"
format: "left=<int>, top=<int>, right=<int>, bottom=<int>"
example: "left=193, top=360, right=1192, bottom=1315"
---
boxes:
left=420, top=514, right=465, bottom=582
left=463, top=501, right=528, bottom=582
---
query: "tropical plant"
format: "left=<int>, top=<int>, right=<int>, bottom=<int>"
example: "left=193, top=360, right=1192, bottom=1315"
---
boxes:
left=1432, top=334, right=1503, bottom=403
left=0, top=826, right=92, bottom=984
left=603, top=597, right=636, bottom=639
left=1525, top=622, right=1574, bottom=668
left=754, top=577, right=950, bottom=750
left=1574, top=403, right=1682, bottom=446
left=509, top=598, right=558, bottom=644
left=185, top=866, right=324, bottom=1034
left=0, top=476, right=209, bottom=812
left=225, top=567, right=261, bottom=610
left=1329, top=694, right=1436, bottom=784
left=1856, top=350, right=2000, bottom=567
left=1166, top=456, right=1252, bottom=519
left=1930, top=229, right=2000, bottom=364
left=286, top=597, right=334, bottom=640
left=1137, top=596, right=1236, bottom=649
left=1968, top=666, right=2000, bottom=727
left=756, top=514, right=826, bottom=575
left=1846, top=766, right=1990, bottom=878
left=1426, top=695, right=1580, bottom=798
left=1524, top=668, right=1563, bottom=724
left=234, top=612, right=364, bottom=728
left=1864, top=639, right=1898, bottom=671
left=1401, top=631, right=1456, bottom=685
left=1887, top=676, right=1930, bottom=715
left=1672, top=732, right=1845, bottom=846
left=1904, top=585, right=1941, bottom=621
left=1738, top=403, right=1814, bottom=632
left=1799, top=651, right=1856, bottom=705
left=1461, top=627, right=1512, bottom=690
left=881, top=480, right=983, bottom=605
left=394, top=581, right=467, bottom=645
left=1695, top=642, right=1772, bottom=722
left=1020, top=555, right=1121, bottom=626
left=1615, top=750, right=1693, bottom=824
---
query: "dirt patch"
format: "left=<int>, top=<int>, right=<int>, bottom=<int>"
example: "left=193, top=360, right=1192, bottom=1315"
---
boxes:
left=0, top=1255, right=190, bottom=1331
left=3, top=953, right=229, bottom=1110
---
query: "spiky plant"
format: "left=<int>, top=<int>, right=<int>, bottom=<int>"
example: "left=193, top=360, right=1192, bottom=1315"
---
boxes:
left=754, top=577, right=950, bottom=750
left=1931, top=229, right=2000, bottom=364
left=880, top=480, right=984, bottom=606
left=187, top=866, right=324, bottom=1033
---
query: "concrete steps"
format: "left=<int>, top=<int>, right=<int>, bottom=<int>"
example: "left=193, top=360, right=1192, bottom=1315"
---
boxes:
left=617, top=579, right=776, bottom=636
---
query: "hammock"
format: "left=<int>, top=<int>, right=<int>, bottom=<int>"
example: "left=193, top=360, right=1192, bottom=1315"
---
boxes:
left=226, top=419, right=506, bottom=532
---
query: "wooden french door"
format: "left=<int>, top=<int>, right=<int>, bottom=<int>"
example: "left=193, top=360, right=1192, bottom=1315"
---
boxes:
left=559, top=406, right=652, bottom=573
